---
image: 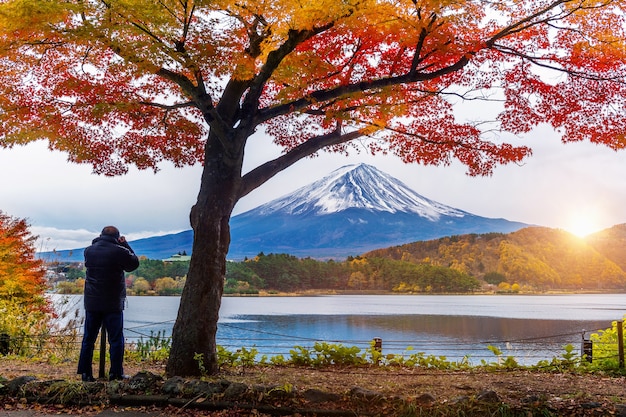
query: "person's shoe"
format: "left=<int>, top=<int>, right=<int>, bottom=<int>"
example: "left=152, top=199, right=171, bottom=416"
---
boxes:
left=81, top=373, right=95, bottom=382
left=109, top=374, right=129, bottom=381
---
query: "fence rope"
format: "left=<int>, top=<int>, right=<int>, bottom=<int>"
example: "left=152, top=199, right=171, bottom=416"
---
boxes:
left=6, top=310, right=620, bottom=366
left=6, top=320, right=612, bottom=346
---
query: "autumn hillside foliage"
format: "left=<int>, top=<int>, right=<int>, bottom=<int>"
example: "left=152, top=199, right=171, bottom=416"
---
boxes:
left=364, top=226, right=626, bottom=291
left=0, top=211, right=51, bottom=354
left=585, top=224, right=626, bottom=272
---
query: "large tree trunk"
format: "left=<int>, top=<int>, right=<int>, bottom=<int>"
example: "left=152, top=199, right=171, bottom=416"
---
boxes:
left=165, top=136, right=242, bottom=377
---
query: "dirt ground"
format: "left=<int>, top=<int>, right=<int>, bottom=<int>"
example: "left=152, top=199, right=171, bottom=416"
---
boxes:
left=2, top=358, right=626, bottom=415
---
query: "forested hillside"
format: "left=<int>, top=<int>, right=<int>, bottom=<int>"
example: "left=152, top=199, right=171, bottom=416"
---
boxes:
left=586, top=224, right=626, bottom=272
left=225, top=253, right=481, bottom=294
left=364, top=226, right=626, bottom=291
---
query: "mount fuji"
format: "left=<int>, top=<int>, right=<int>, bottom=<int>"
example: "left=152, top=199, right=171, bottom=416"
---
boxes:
left=42, top=164, right=528, bottom=261
left=226, top=163, right=527, bottom=259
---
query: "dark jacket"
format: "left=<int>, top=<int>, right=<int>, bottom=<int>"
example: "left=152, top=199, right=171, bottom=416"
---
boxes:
left=83, top=235, right=139, bottom=312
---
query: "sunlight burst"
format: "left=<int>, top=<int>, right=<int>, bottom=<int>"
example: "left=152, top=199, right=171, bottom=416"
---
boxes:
left=564, top=210, right=603, bottom=237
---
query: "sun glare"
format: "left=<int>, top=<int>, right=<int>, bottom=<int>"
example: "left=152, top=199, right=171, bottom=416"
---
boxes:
left=564, top=211, right=603, bottom=238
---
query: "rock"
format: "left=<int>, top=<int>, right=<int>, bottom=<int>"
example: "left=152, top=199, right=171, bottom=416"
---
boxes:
left=162, top=376, right=185, bottom=395
left=251, top=384, right=278, bottom=394
left=182, top=379, right=227, bottom=396
left=349, top=386, right=383, bottom=401
left=18, top=379, right=61, bottom=398
left=222, top=382, right=248, bottom=400
left=127, top=371, right=162, bottom=392
left=303, top=388, right=341, bottom=403
left=106, top=380, right=124, bottom=396
left=415, top=393, right=436, bottom=405
left=476, top=390, right=500, bottom=403
left=581, top=401, right=602, bottom=409
left=7, top=376, right=37, bottom=396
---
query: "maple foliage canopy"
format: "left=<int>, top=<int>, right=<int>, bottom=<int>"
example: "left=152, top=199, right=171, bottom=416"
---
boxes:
left=0, top=0, right=624, bottom=185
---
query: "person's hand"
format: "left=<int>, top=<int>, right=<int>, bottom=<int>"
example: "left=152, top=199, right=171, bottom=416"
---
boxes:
left=118, top=236, right=127, bottom=244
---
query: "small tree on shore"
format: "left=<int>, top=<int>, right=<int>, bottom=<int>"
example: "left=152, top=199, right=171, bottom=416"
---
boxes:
left=0, top=211, right=51, bottom=354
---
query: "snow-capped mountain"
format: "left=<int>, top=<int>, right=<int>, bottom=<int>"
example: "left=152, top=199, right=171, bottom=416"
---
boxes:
left=227, top=163, right=527, bottom=259
left=42, top=163, right=529, bottom=261
left=253, top=163, right=464, bottom=220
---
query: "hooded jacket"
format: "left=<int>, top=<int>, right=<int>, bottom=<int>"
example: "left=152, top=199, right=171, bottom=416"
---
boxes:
left=83, top=234, right=139, bottom=312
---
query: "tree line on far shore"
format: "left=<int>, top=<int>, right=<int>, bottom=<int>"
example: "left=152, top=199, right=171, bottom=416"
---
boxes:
left=54, top=253, right=482, bottom=295
left=53, top=226, right=626, bottom=296
left=54, top=258, right=188, bottom=296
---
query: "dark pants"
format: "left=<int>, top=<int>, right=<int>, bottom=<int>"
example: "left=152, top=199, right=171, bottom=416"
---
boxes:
left=77, top=310, right=124, bottom=378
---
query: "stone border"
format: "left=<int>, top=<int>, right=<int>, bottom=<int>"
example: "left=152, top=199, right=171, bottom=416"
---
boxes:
left=3, top=371, right=625, bottom=416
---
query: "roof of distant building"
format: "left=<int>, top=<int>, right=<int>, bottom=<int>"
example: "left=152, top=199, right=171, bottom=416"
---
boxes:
left=163, top=254, right=191, bottom=262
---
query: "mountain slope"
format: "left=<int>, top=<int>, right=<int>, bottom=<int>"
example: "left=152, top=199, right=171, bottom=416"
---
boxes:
left=251, top=163, right=465, bottom=218
left=364, top=226, right=626, bottom=290
left=586, top=224, right=626, bottom=271
left=40, top=163, right=529, bottom=261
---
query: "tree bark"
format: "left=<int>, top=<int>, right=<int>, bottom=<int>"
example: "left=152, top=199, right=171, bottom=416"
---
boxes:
left=165, top=132, right=242, bottom=377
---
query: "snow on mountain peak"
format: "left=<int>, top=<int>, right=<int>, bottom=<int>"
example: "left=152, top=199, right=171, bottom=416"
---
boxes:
left=252, top=163, right=466, bottom=220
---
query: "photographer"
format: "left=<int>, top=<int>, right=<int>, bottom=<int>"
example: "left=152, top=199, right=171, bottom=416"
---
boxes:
left=77, top=226, right=139, bottom=381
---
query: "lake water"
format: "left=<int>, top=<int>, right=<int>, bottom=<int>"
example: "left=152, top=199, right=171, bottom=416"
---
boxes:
left=52, top=294, right=626, bottom=365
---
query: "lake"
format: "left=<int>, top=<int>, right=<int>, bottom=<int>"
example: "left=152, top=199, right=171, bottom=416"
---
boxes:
left=52, top=294, right=626, bottom=365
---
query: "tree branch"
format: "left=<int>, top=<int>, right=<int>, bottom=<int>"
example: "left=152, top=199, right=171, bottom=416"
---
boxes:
left=257, top=54, right=471, bottom=124
left=138, top=100, right=196, bottom=110
left=410, top=12, right=438, bottom=75
left=238, top=129, right=366, bottom=199
left=485, top=0, right=568, bottom=46
left=240, top=25, right=334, bottom=128
left=492, top=44, right=626, bottom=83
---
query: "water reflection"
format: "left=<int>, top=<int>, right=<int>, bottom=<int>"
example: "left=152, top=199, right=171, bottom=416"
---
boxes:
left=49, top=294, right=620, bottom=365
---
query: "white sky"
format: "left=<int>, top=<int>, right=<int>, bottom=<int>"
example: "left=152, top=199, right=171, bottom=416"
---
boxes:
left=1, top=120, right=625, bottom=251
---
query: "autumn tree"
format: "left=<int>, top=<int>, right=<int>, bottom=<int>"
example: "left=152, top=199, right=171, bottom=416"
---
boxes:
left=0, top=211, right=50, bottom=353
left=131, top=277, right=151, bottom=295
left=0, top=0, right=625, bottom=376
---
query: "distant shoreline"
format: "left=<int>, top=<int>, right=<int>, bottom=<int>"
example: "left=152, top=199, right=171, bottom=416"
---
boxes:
left=225, top=290, right=626, bottom=297
left=53, top=288, right=626, bottom=297
left=119, top=289, right=626, bottom=297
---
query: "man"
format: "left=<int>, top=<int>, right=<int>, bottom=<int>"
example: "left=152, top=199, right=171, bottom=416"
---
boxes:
left=77, top=226, right=139, bottom=381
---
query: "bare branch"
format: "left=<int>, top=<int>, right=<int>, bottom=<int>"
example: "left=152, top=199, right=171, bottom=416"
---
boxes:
left=138, top=100, right=196, bottom=110
left=485, top=0, right=568, bottom=46
left=492, top=44, right=626, bottom=83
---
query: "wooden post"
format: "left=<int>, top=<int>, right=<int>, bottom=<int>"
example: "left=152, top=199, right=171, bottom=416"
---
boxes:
left=98, top=324, right=107, bottom=379
left=581, top=331, right=593, bottom=363
left=618, top=321, right=624, bottom=369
